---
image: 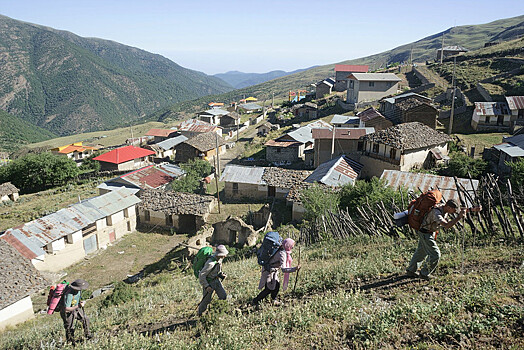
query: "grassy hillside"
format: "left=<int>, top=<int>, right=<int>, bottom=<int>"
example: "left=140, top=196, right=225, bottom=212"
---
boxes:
left=150, top=15, right=524, bottom=122
left=0, top=15, right=233, bottom=137
left=214, top=67, right=312, bottom=89
left=1, top=233, right=521, bottom=349
left=0, top=109, right=56, bottom=152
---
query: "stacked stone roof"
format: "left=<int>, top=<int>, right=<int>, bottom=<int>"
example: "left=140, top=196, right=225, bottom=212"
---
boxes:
left=0, top=240, right=48, bottom=309
left=0, top=182, right=18, bottom=197
left=184, top=132, right=226, bottom=152
left=138, top=189, right=215, bottom=216
left=363, top=122, right=451, bottom=150
left=262, top=167, right=312, bottom=188
left=396, top=97, right=436, bottom=111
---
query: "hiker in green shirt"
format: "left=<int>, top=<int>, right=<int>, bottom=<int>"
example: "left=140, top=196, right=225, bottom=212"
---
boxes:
left=198, top=245, right=229, bottom=316
left=60, top=279, right=92, bottom=345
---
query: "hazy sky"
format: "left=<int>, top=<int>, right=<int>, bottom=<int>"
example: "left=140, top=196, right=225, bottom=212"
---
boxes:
left=1, top=1, right=523, bottom=74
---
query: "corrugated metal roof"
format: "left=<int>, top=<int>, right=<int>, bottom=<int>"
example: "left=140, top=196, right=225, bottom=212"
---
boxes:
left=349, top=73, right=401, bottom=82
left=439, top=45, right=469, bottom=52
left=178, top=119, right=218, bottom=133
left=505, top=96, right=524, bottom=110
left=312, top=127, right=374, bottom=140
left=199, top=109, right=229, bottom=116
left=493, top=143, right=524, bottom=157
left=0, top=230, right=46, bottom=260
left=83, top=188, right=141, bottom=217
left=474, top=102, right=510, bottom=116
left=334, top=64, right=369, bottom=73
left=239, top=102, right=263, bottom=110
left=156, top=135, right=188, bottom=150
left=305, top=155, right=362, bottom=186
left=145, top=129, right=178, bottom=137
left=504, top=134, right=524, bottom=148
left=281, top=120, right=331, bottom=144
left=219, top=164, right=266, bottom=184
left=330, top=114, right=360, bottom=125
left=381, top=170, right=478, bottom=205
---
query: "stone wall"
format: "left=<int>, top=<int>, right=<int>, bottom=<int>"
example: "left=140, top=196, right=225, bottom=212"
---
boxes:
left=211, top=217, right=258, bottom=247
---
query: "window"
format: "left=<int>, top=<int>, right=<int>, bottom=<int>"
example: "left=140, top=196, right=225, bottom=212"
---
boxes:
left=369, top=82, right=375, bottom=87
left=144, top=210, right=150, bottom=222
left=349, top=80, right=354, bottom=88
left=106, top=215, right=113, bottom=226
left=357, top=141, right=364, bottom=151
left=232, top=182, right=239, bottom=194
left=390, top=148, right=397, bottom=159
left=124, top=208, right=129, bottom=218
left=276, top=148, right=281, bottom=153
left=166, top=213, right=173, bottom=226
left=372, top=143, right=379, bottom=153
left=127, top=221, right=131, bottom=232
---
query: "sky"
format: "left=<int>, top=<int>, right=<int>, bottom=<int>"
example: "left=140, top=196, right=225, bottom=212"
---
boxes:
left=1, top=1, right=523, bottom=75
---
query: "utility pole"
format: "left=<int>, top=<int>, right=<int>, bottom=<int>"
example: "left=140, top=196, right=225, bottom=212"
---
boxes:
left=448, top=56, right=457, bottom=135
left=272, top=92, right=274, bottom=108
left=214, top=133, right=221, bottom=213
left=331, top=126, right=335, bottom=160
left=440, top=34, right=445, bottom=64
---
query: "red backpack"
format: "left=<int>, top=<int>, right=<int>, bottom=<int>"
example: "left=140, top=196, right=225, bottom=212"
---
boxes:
left=407, top=190, right=442, bottom=230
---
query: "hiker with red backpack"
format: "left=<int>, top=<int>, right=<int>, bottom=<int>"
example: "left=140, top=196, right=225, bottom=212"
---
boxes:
left=405, top=192, right=480, bottom=280
left=197, top=245, right=229, bottom=316
left=59, top=279, right=92, bottom=345
left=252, top=235, right=301, bottom=308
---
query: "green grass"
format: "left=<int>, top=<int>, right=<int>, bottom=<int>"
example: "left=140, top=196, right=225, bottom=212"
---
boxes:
left=1, top=233, right=522, bottom=349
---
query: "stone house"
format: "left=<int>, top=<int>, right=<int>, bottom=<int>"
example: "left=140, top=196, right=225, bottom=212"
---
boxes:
left=471, top=102, right=512, bottom=131
left=334, top=64, right=369, bottom=91
left=436, top=45, right=469, bottom=60
left=1, top=188, right=140, bottom=272
left=262, top=167, right=312, bottom=199
left=359, top=122, right=452, bottom=178
left=145, top=128, right=179, bottom=143
left=380, top=93, right=437, bottom=129
left=177, top=119, right=222, bottom=138
left=315, top=78, right=335, bottom=99
left=50, top=142, right=97, bottom=167
left=257, top=121, right=279, bottom=136
left=346, top=73, right=401, bottom=104
left=219, top=111, right=241, bottom=128
left=489, top=134, right=524, bottom=175
left=211, top=217, right=258, bottom=247
left=506, top=96, right=524, bottom=133
left=265, top=120, right=331, bottom=164
left=137, top=189, right=216, bottom=234
left=0, top=240, right=48, bottom=331
left=198, top=109, right=230, bottom=125
left=330, top=114, right=363, bottom=128
left=356, top=107, right=393, bottom=131
left=147, top=135, right=188, bottom=160
left=93, top=145, right=155, bottom=171
left=293, top=102, right=318, bottom=119
left=311, top=127, right=374, bottom=167
left=0, top=182, right=19, bottom=202
left=174, top=132, right=226, bottom=163
left=220, top=164, right=267, bottom=200
left=97, top=163, right=185, bottom=195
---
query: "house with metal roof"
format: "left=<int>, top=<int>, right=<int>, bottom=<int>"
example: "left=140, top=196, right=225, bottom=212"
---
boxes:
left=97, top=163, right=185, bottom=195
left=137, top=189, right=216, bottom=234
left=198, top=109, right=230, bottom=125
left=436, top=45, right=469, bottom=61
left=238, top=102, right=263, bottom=113
left=312, top=127, right=375, bottom=167
left=356, top=107, right=393, bottom=131
left=489, top=134, right=524, bottom=175
left=330, top=114, right=363, bottom=128
left=347, top=73, right=401, bottom=105
left=0, top=188, right=140, bottom=272
left=145, top=128, right=179, bottom=143
left=315, top=78, right=335, bottom=99
left=150, top=134, right=189, bottom=159
left=334, top=64, right=369, bottom=91
left=265, top=120, right=331, bottom=164
left=177, top=118, right=222, bottom=138
left=380, top=170, right=478, bottom=206
left=0, top=240, right=48, bottom=331
left=306, top=155, right=363, bottom=187
left=471, top=102, right=512, bottom=131
left=220, top=164, right=267, bottom=200
left=50, top=142, right=98, bottom=167
left=93, top=145, right=155, bottom=171
left=505, top=96, right=524, bottom=132
left=360, top=122, right=452, bottom=178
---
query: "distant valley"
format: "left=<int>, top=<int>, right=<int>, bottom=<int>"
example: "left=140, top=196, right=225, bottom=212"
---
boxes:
left=214, top=67, right=314, bottom=89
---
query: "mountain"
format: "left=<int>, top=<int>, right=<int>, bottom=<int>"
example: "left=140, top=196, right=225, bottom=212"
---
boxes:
left=214, top=67, right=314, bottom=89
left=0, top=15, right=233, bottom=137
left=151, top=15, right=524, bottom=121
left=0, top=109, right=56, bottom=152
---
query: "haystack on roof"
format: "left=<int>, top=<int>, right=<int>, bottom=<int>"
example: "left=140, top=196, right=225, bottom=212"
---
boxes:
left=138, top=189, right=215, bottom=216
left=184, top=132, right=226, bottom=152
left=0, top=182, right=18, bottom=197
left=0, top=240, right=48, bottom=309
left=262, top=168, right=312, bottom=188
left=363, top=122, right=451, bottom=150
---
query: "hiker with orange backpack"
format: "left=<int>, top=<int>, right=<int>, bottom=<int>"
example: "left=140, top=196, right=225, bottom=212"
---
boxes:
left=405, top=193, right=480, bottom=280
left=197, top=245, right=229, bottom=316
left=59, top=279, right=92, bottom=345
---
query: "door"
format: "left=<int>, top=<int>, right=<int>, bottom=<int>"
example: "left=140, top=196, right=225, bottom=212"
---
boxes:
left=109, top=231, right=116, bottom=243
left=83, top=235, right=98, bottom=254
left=268, top=186, right=276, bottom=197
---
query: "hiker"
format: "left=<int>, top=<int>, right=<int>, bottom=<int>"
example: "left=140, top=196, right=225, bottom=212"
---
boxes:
left=406, top=199, right=469, bottom=280
left=198, top=245, right=229, bottom=316
left=252, top=238, right=301, bottom=307
left=59, top=279, right=92, bottom=344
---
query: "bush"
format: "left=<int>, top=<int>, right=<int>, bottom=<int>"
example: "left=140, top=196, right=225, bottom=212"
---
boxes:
left=102, top=281, right=138, bottom=307
left=171, top=158, right=213, bottom=194
left=441, top=152, right=487, bottom=179
left=300, top=184, right=340, bottom=221
left=338, top=178, right=406, bottom=215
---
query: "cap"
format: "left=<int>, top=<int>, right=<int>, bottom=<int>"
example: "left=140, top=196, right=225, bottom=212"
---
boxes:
left=70, top=279, right=89, bottom=291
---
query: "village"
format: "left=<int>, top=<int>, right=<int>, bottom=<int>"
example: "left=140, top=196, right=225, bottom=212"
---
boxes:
left=1, top=35, right=523, bottom=348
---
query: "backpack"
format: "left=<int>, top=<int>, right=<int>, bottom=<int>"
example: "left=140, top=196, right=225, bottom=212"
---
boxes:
left=407, top=189, right=442, bottom=230
left=193, top=246, right=215, bottom=278
left=257, top=231, right=282, bottom=270
left=46, top=281, right=69, bottom=315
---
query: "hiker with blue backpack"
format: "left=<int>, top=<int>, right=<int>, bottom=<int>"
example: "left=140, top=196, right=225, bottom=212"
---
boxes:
left=252, top=233, right=301, bottom=307
left=196, top=245, right=229, bottom=316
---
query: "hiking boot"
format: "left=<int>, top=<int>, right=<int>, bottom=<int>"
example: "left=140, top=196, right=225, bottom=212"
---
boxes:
left=419, top=274, right=432, bottom=281
left=406, top=270, right=418, bottom=278
left=85, top=333, right=93, bottom=340
left=272, top=299, right=282, bottom=306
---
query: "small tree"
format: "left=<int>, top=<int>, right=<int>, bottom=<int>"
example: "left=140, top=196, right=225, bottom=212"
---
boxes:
left=170, top=158, right=213, bottom=194
left=300, top=184, right=340, bottom=221
left=441, top=152, right=487, bottom=179
left=508, top=159, right=524, bottom=194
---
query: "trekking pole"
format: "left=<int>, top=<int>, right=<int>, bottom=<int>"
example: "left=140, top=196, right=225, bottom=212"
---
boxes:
left=292, top=246, right=301, bottom=294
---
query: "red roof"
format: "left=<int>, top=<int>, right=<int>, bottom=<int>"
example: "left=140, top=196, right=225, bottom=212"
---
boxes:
left=1, top=233, right=36, bottom=260
left=312, top=128, right=368, bottom=140
left=265, top=140, right=302, bottom=148
left=334, top=64, right=369, bottom=73
left=145, top=128, right=178, bottom=137
left=94, top=146, right=155, bottom=164
left=121, top=165, right=175, bottom=189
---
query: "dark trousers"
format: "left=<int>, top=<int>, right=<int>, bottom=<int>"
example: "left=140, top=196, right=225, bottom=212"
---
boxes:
left=253, top=281, right=280, bottom=304
left=60, top=308, right=91, bottom=343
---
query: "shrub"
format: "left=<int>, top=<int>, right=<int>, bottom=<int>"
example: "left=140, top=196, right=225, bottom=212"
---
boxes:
left=441, top=151, right=487, bottom=179
left=171, top=158, right=213, bottom=194
left=300, top=184, right=340, bottom=221
left=102, top=281, right=138, bottom=307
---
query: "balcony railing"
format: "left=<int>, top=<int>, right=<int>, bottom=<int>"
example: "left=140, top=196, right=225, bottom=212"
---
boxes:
left=363, top=151, right=401, bottom=165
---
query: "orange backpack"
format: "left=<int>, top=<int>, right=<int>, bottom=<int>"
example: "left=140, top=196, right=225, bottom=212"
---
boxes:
left=407, top=190, right=442, bottom=230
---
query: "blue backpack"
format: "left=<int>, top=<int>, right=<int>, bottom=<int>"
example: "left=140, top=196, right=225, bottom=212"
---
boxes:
left=257, top=231, right=282, bottom=270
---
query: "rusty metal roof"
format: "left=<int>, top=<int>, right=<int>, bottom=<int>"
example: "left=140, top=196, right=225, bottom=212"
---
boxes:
left=306, top=155, right=362, bottom=186
left=505, top=96, right=524, bottom=110
left=381, top=170, right=478, bottom=205
left=178, top=119, right=219, bottom=133
left=474, top=102, right=510, bottom=116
